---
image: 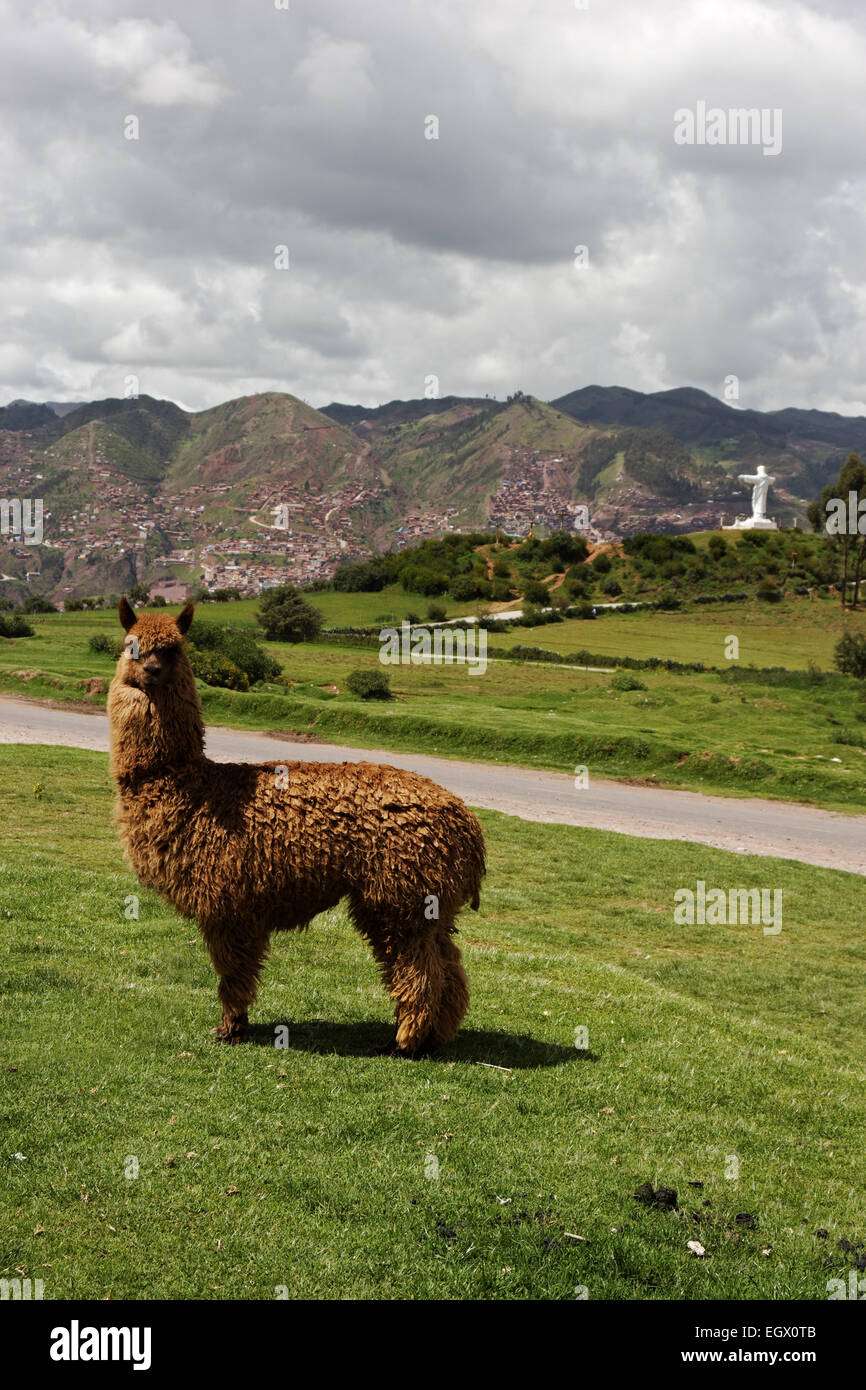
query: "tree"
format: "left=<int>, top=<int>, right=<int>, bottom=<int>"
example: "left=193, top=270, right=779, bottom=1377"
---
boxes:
left=807, top=452, right=866, bottom=607
left=346, top=668, right=391, bottom=700
left=523, top=579, right=551, bottom=605
left=834, top=631, right=866, bottom=679
left=257, top=585, right=323, bottom=643
left=20, top=594, right=57, bottom=613
left=333, top=560, right=387, bottom=592
left=126, top=582, right=151, bottom=604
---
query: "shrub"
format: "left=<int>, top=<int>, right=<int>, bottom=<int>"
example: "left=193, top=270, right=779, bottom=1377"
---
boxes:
left=522, top=580, right=550, bottom=605
left=427, top=603, right=447, bottom=622
left=601, top=578, right=623, bottom=597
left=592, top=552, right=612, bottom=574
left=346, top=668, right=392, bottom=700
left=611, top=671, right=647, bottom=692
left=188, top=621, right=281, bottom=684
left=0, top=614, right=35, bottom=637
left=449, top=575, right=492, bottom=602
left=333, top=560, right=388, bottom=592
left=257, top=586, right=324, bottom=643
left=187, top=645, right=249, bottom=691
left=88, top=633, right=120, bottom=656
left=756, top=579, right=783, bottom=603
left=401, top=568, right=449, bottom=597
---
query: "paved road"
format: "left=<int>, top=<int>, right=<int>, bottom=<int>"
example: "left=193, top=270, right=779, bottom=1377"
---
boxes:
left=2, top=695, right=865, bottom=875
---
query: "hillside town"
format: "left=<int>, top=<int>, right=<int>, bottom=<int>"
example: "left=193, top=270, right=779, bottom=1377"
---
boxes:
left=0, top=426, right=617, bottom=601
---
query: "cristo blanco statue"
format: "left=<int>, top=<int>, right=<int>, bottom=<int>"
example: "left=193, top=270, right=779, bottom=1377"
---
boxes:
left=724, top=464, right=777, bottom=531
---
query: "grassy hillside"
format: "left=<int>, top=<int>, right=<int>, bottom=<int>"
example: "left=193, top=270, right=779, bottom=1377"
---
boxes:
left=2, top=744, right=864, bottom=1299
left=168, top=391, right=368, bottom=497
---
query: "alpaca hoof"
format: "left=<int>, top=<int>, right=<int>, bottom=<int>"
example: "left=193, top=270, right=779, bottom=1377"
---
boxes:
left=379, top=1031, right=437, bottom=1059
left=212, top=1019, right=247, bottom=1044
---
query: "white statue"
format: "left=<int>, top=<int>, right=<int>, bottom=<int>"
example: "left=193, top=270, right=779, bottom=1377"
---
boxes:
left=724, top=463, right=777, bottom=530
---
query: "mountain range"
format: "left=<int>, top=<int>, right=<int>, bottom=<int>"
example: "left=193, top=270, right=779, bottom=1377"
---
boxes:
left=1, top=383, right=861, bottom=602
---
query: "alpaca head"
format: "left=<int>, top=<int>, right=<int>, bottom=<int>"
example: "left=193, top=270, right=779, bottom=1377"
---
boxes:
left=116, top=597, right=195, bottom=695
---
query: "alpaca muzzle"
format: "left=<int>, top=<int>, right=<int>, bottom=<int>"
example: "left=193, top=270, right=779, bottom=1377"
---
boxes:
left=140, top=658, right=166, bottom=687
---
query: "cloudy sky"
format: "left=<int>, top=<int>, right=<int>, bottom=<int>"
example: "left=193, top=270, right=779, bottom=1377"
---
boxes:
left=2, top=0, right=866, bottom=414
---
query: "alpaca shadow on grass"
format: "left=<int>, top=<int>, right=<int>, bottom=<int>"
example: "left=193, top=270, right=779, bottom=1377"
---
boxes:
left=244, top=1019, right=593, bottom=1068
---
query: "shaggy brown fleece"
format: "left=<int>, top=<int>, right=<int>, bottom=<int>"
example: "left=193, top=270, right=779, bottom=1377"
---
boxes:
left=107, top=600, right=485, bottom=1053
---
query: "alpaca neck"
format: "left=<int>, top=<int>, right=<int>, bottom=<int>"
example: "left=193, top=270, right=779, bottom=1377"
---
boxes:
left=109, top=664, right=206, bottom=783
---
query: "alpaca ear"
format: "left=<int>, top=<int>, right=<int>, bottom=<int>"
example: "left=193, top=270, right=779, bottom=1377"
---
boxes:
left=119, top=597, right=137, bottom=632
left=176, top=601, right=195, bottom=635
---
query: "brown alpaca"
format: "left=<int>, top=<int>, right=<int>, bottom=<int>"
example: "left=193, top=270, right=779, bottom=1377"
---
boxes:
left=107, top=599, right=485, bottom=1053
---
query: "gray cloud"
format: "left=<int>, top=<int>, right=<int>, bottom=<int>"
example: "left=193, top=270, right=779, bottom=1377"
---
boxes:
left=2, top=0, right=866, bottom=413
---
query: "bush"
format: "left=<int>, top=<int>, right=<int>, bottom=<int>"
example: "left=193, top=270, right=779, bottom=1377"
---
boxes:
left=427, top=603, right=447, bottom=622
left=601, top=578, right=623, bottom=597
left=592, top=552, right=612, bottom=574
left=449, top=575, right=492, bottom=602
left=333, top=560, right=388, bottom=592
left=523, top=580, right=551, bottom=605
left=188, top=621, right=282, bottom=684
left=257, top=586, right=324, bottom=643
left=0, top=614, right=35, bottom=637
left=399, top=567, right=449, bottom=597
left=611, top=671, right=647, bottom=691
left=187, top=645, right=249, bottom=691
left=346, top=668, right=392, bottom=700
left=756, top=579, right=783, bottom=603
left=835, top=631, right=866, bottom=679
left=88, top=633, right=119, bottom=656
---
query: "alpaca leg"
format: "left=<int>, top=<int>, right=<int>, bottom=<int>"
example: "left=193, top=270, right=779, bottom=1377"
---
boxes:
left=380, top=933, right=446, bottom=1055
left=348, top=895, right=467, bottom=1055
left=205, top=931, right=269, bottom=1044
left=371, top=928, right=468, bottom=1055
left=428, top=925, right=470, bottom=1046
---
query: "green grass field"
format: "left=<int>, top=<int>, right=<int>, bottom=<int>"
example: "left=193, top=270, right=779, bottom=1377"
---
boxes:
left=2, top=745, right=864, bottom=1299
left=486, top=593, right=866, bottom=669
left=4, top=600, right=866, bottom=811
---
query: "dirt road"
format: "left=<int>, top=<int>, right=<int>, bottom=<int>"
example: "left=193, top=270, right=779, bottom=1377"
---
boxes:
left=2, top=694, right=864, bottom=874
